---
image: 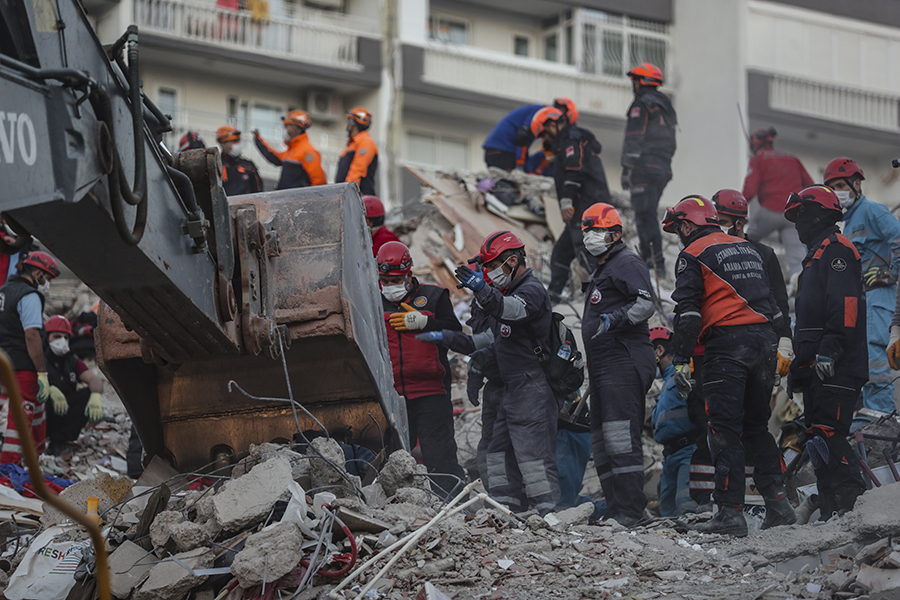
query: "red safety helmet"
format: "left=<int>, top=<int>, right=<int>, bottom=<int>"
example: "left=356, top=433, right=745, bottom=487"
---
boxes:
left=45, top=315, right=73, bottom=337
left=22, top=251, right=60, bottom=277
left=480, top=231, right=525, bottom=264
left=749, top=127, right=776, bottom=152
left=712, top=189, right=748, bottom=219
left=346, top=106, right=372, bottom=129
left=216, top=126, right=241, bottom=143
left=581, top=203, right=623, bottom=230
left=553, top=97, right=578, bottom=125
left=823, top=157, right=865, bottom=185
left=784, top=185, right=842, bottom=223
left=649, top=326, right=672, bottom=343
left=376, top=241, right=413, bottom=276
left=627, top=63, right=664, bottom=86
left=178, top=131, right=206, bottom=152
left=530, top=107, right=564, bottom=137
left=363, top=196, right=385, bottom=219
left=662, top=196, right=719, bottom=233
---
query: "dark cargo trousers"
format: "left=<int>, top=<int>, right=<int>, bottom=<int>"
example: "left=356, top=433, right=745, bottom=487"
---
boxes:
left=476, top=380, right=504, bottom=494
left=630, top=173, right=669, bottom=275
left=407, top=393, right=467, bottom=498
left=486, top=372, right=560, bottom=514
left=549, top=218, right=593, bottom=298
left=703, top=327, right=784, bottom=506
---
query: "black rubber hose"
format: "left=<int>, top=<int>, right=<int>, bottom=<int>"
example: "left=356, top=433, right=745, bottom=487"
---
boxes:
left=165, top=166, right=201, bottom=217
left=121, top=26, right=147, bottom=207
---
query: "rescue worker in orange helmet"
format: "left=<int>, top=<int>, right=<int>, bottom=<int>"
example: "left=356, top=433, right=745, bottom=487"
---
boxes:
left=336, top=107, right=378, bottom=196
left=664, top=196, right=794, bottom=536
left=253, top=110, right=327, bottom=190
left=377, top=242, right=465, bottom=497
left=363, top=195, right=400, bottom=257
left=217, top=126, right=263, bottom=196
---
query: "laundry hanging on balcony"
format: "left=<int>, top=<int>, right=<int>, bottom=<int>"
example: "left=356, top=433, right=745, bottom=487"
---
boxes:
left=248, top=0, right=270, bottom=23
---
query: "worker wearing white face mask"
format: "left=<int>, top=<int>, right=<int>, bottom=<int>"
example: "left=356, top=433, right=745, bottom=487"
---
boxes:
left=253, top=111, right=326, bottom=190
left=580, top=203, right=656, bottom=527
left=825, top=157, right=900, bottom=414
left=216, top=126, right=263, bottom=196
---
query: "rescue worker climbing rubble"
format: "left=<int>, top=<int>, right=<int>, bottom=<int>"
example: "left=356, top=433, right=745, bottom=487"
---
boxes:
left=363, top=195, right=400, bottom=257
left=483, top=104, right=545, bottom=171
left=254, top=110, right=327, bottom=190
left=217, top=126, right=263, bottom=196
left=454, top=231, right=560, bottom=515
left=663, top=196, right=794, bottom=536
left=580, top=202, right=655, bottom=526
left=0, top=251, right=60, bottom=465
left=824, top=157, right=900, bottom=414
left=377, top=241, right=466, bottom=497
left=785, top=185, right=868, bottom=519
left=336, top=107, right=378, bottom=196
left=621, top=62, right=677, bottom=278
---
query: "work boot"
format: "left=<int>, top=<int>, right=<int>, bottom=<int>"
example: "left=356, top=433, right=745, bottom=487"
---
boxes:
left=693, top=506, right=748, bottom=537
left=759, top=484, right=797, bottom=530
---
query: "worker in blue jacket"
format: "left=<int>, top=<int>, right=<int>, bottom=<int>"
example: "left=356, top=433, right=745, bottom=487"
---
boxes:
left=650, top=326, right=700, bottom=517
left=825, top=157, right=900, bottom=414
left=483, top=104, right=544, bottom=171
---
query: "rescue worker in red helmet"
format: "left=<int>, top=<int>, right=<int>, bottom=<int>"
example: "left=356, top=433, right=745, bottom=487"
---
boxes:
left=336, top=107, right=378, bottom=196
left=453, top=231, right=559, bottom=514
left=376, top=242, right=465, bottom=497
left=581, top=203, right=656, bottom=526
left=622, top=63, right=677, bottom=278
left=0, top=250, right=61, bottom=464
left=785, top=186, right=867, bottom=518
left=363, top=195, right=400, bottom=257
left=741, top=126, right=813, bottom=279
left=217, top=126, right=263, bottom=196
left=531, top=107, right=611, bottom=303
left=42, top=316, right=106, bottom=456
left=664, top=196, right=793, bottom=536
left=254, top=111, right=327, bottom=190
left=177, top=131, right=206, bottom=152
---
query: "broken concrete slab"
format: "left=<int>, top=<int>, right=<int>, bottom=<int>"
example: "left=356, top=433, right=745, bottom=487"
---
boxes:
left=851, top=484, right=900, bottom=537
left=857, top=563, right=900, bottom=593
left=134, top=547, right=214, bottom=600
left=169, top=521, right=209, bottom=552
left=393, top=487, right=437, bottom=508
left=213, top=457, right=292, bottom=532
left=108, top=541, right=153, bottom=599
left=149, top=511, right=185, bottom=551
left=551, top=503, right=594, bottom=529
left=42, top=472, right=132, bottom=527
left=232, top=442, right=309, bottom=482
left=335, top=506, right=391, bottom=534
left=230, top=521, right=304, bottom=588
left=378, top=450, right=429, bottom=496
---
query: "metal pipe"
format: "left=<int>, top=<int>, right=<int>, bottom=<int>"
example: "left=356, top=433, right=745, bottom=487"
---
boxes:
left=0, top=350, right=111, bottom=600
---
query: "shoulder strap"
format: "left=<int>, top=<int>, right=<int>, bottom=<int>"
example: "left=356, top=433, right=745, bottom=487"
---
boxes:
left=522, top=320, right=547, bottom=362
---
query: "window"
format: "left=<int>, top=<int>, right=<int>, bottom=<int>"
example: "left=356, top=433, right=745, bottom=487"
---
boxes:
left=514, top=35, right=530, bottom=57
left=406, top=132, right=469, bottom=170
left=580, top=10, right=669, bottom=78
left=157, top=88, right=177, bottom=122
left=429, top=15, right=467, bottom=45
left=227, top=97, right=249, bottom=131
left=544, top=33, right=558, bottom=62
left=250, top=103, right=284, bottom=141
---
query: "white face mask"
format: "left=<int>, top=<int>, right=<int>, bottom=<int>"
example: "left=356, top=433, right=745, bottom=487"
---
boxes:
left=835, top=190, right=855, bottom=210
left=38, top=280, right=50, bottom=295
left=583, top=230, right=612, bottom=256
left=49, top=337, right=70, bottom=356
left=487, top=258, right=513, bottom=290
left=719, top=225, right=733, bottom=236
left=228, top=143, right=243, bottom=157
left=381, top=283, right=408, bottom=303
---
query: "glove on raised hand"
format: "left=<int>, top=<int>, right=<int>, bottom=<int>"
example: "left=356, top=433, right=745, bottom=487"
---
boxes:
left=389, top=303, right=428, bottom=332
left=455, top=265, right=485, bottom=293
left=776, top=337, right=794, bottom=378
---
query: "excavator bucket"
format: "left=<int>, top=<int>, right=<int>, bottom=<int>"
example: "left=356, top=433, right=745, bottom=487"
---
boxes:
left=96, top=184, right=408, bottom=471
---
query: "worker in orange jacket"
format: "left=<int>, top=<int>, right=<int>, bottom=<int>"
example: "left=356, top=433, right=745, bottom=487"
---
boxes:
left=336, top=106, right=378, bottom=196
left=254, top=110, right=326, bottom=190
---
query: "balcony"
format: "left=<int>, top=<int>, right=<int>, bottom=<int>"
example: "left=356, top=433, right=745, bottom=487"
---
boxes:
left=135, top=0, right=379, bottom=72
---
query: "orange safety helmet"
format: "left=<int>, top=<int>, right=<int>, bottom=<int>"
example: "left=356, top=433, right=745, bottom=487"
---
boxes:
left=45, top=315, right=73, bottom=337
left=712, top=189, right=748, bottom=219
left=824, top=157, right=865, bottom=185
left=581, top=203, right=623, bottom=230
left=480, top=231, right=525, bottom=264
left=346, top=106, right=372, bottom=129
left=362, top=195, right=385, bottom=219
left=376, top=241, right=412, bottom=276
left=627, top=63, right=664, bottom=86
left=553, top=97, right=578, bottom=125
left=216, top=126, right=241, bottom=143
left=662, top=196, right=719, bottom=233
left=530, top=107, right=565, bottom=137
left=22, top=250, right=60, bottom=277
left=283, top=110, right=312, bottom=130
left=784, top=185, right=842, bottom=223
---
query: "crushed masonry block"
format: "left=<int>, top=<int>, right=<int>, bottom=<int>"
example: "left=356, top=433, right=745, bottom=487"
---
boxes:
left=335, top=506, right=391, bottom=534
left=149, top=511, right=185, bottom=551
left=852, top=484, right=900, bottom=537
left=393, top=487, right=435, bottom=508
left=362, top=482, right=387, bottom=508
left=169, top=521, right=208, bottom=553
left=856, top=538, right=892, bottom=565
left=134, top=547, right=214, bottom=600
left=213, top=457, right=292, bottom=532
left=231, top=521, right=304, bottom=588
left=378, top=451, right=429, bottom=496
left=108, top=541, right=153, bottom=599
left=551, top=503, right=594, bottom=529
left=857, top=563, right=900, bottom=593
left=232, top=443, right=309, bottom=482
left=307, top=437, right=349, bottom=491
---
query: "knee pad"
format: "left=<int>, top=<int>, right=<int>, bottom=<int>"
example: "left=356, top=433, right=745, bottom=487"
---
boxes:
left=708, top=429, right=741, bottom=464
left=807, top=435, right=830, bottom=471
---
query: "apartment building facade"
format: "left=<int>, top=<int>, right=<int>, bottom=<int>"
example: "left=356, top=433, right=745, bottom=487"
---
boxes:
left=84, top=0, right=900, bottom=212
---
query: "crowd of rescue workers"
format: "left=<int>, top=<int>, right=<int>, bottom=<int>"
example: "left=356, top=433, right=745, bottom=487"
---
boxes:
left=1, top=62, right=898, bottom=538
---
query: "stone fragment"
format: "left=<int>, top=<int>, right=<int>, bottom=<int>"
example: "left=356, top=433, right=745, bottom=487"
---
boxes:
left=393, top=487, right=435, bottom=508
left=857, top=564, right=900, bottom=593
left=134, top=547, right=214, bottom=600
left=169, top=521, right=208, bottom=552
left=149, top=511, right=185, bottom=551
left=231, top=521, right=304, bottom=588
left=655, top=570, right=687, bottom=581
left=856, top=538, right=892, bottom=565
left=552, top=503, right=594, bottom=529
left=852, top=484, right=900, bottom=537
left=232, top=443, right=308, bottom=482
left=335, top=507, right=391, bottom=534
left=108, top=541, right=153, bottom=599
left=307, top=437, right=348, bottom=488
left=213, top=457, right=292, bottom=532
left=378, top=450, right=429, bottom=496
left=361, top=482, right=387, bottom=508
left=525, top=515, right=548, bottom=531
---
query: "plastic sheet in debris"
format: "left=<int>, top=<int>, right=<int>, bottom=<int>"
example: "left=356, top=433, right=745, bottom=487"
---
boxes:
left=5, top=526, right=92, bottom=600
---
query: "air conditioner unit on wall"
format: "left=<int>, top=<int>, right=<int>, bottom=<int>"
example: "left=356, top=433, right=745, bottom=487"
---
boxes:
left=306, top=91, right=343, bottom=124
left=305, top=0, right=344, bottom=10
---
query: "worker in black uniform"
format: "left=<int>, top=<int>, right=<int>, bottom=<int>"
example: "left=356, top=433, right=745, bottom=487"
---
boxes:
left=217, top=126, right=263, bottom=196
left=530, top=107, right=611, bottom=302
left=454, top=231, right=559, bottom=515
left=663, top=196, right=794, bottom=536
left=621, top=63, right=677, bottom=278
left=580, top=203, right=656, bottom=526
left=784, top=185, right=868, bottom=519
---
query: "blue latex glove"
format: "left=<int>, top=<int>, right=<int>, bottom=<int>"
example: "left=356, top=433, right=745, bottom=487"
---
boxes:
left=814, top=355, right=834, bottom=380
left=591, top=314, right=611, bottom=339
left=454, top=265, right=485, bottom=293
left=673, top=363, right=693, bottom=398
left=415, top=331, right=444, bottom=344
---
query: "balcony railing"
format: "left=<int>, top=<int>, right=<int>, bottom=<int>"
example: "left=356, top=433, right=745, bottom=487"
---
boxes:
left=136, top=0, right=377, bottom=70
left=769, top=75, right=900, bottom=132
left=422, top=43, right=635, bottom=119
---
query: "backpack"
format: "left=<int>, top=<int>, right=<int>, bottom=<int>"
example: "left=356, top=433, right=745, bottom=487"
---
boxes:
left=526, top=312, right=585, bottom=398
